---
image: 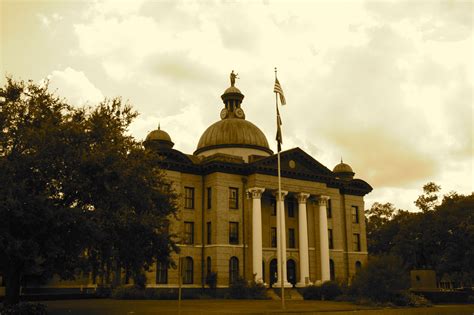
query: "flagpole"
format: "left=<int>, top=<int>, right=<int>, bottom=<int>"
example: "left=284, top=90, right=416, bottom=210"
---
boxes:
left=275, top=67, right=285, bottom=309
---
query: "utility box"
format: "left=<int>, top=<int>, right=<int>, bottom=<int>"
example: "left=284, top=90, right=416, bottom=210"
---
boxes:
left=411, top=269, right=437, bottom=290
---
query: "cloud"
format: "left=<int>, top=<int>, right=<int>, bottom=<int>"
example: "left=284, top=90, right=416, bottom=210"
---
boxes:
left=366, top=0, right=473, bottom=42
left=48, top=67, right=104, bottom=106
left=63, top=0, right=473, bottom=210
left=129, top=104, right=206, bottom=153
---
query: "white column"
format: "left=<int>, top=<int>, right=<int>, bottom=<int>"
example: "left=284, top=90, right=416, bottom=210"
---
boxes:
left=296, top=193, right=311, bottom=287
left=247, top=187, right=265, bottom=284
left=318, top=195, right=331, bottom=283
left=274, top=190, right=291, bottom=288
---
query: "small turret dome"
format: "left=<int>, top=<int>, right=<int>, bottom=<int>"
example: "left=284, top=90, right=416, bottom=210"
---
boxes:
left=333, top=159, right=355, bottom=180
left=144, top=125, right=174, bottom=150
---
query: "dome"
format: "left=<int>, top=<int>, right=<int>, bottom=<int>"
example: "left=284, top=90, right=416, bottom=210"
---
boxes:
left=194, top=71, right=273, bottom=159
left=144, top=126, right=174, bottom=150
left=223, top=86, right=242, bottom=94
left=146, top=129, right=172, bottom=143
left=333, top=160, right=355, bottom=180
left=333, top=162, right=353, bottom=173
left=195, top=118, right=273, bottom=155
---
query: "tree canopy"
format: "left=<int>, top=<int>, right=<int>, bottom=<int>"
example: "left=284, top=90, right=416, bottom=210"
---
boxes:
left=0, top=78, right=178, bottom=305
left=366, top=184, right=474, bottom=287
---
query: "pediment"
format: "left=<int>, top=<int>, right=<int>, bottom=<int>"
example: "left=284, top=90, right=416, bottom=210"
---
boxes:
left=249, top=147, right=336, bottom=183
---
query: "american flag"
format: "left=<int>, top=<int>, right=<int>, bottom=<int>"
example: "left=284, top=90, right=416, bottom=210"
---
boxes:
left=273, top=78, right=286, bottom=105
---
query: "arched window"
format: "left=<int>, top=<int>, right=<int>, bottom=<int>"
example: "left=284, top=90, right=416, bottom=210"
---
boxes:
left=156, top=261, right=168, bottom=284
left=229, top=256, right=239, bottom=284
left=183, top=257, right=193, bottom=284
left=287, top=259, right=297, bottom=286
left=269, top=259, right=277, bottom=287
left=329, top=259, right=335, bottom=281
left=207, top=256, right=212, bottom=275
left=355, top=261, right=362, bottom=274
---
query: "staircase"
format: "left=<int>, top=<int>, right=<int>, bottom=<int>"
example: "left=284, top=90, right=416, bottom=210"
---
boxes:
left=268, top=288, right=304, bottom=300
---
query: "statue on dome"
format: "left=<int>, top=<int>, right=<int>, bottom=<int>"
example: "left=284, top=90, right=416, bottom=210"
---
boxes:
left=230, top=70, right=239, bottom=87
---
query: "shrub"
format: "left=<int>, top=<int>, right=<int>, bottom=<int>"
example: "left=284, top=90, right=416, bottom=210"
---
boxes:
left=228, top=277, right=248, bottom=299
left=111, top=285, right=146, bottom=299
left=228, top=277, right=267, bottom=299
left=144, top=288, right=177, bottom=300
left=321, top=281, right=343, bottom=300
left=206, top=272, right=218, bottom=290
left=412, top=290, right=469, bottom=303
left=392, top=292, right=432, bottom=307
left=302, top=285, right=321, bottom=300
left=0, top=302, right=48, bottom=315
left=95, top=285, right=112, bottom=298
left=246, top=281, right=267, bottom=299
left=350, top=255, right=409, bottom=302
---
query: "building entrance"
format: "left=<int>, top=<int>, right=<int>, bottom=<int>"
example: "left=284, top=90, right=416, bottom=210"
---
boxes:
left=287, top=259, right=297, bottom=287
left=269, top=259, right=277, bottom=287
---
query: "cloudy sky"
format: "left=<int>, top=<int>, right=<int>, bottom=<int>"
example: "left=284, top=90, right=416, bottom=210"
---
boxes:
left=1, top=0, right=472, bottom=211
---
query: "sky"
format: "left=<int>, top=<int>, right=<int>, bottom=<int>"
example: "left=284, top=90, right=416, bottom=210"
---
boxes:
left=1, top=0, right=473, bottom=211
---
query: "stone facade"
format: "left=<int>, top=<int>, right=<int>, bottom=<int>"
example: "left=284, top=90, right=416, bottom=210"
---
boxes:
left=143, top=149, right=371, bottom=288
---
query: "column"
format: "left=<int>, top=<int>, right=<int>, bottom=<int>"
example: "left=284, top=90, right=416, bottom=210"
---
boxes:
left=318, top=195, right=331, bottom=282
left=296, top=192, right=311, bottom=287
left=247, top=187, right=265, bottom=284
left=274, top=190, right=291, bottom=288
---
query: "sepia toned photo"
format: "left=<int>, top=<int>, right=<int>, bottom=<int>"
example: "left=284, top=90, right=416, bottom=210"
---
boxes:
left=1, top=0, right=473, bottom=314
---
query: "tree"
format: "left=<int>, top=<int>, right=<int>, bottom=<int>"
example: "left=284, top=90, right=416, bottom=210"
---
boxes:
left=70, top=98, right=179, bottom=287
left=350, top=255, right=409, bottom=302
left=0, top=78, right=90, bottom=305
left=433, top=192, right=474, bottom=286
left=415, top=182, right=441, bottom=212
left=365, top=181, right=474, bottom=287
left=0, top=78, right=179, bottom=305
left=365, top=202, right=398, bottom=254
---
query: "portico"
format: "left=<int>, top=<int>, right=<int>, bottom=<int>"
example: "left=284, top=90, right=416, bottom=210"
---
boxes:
left=247, top=187, right=331, bottom=287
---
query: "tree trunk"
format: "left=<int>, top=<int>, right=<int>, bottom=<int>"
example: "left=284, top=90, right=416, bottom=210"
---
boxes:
left=5, top=265, right=21, bottom=305
left=113, top=259, right=121, bottom=287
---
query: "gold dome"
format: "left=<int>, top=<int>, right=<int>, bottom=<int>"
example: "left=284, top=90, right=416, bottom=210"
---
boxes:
left=333, top=160, right=355, bottom=180
left=144, top=126, right=174, bottom=150
left=146, top=129, right=172, bottom=142
left=194, top=118, right=272, bottom=155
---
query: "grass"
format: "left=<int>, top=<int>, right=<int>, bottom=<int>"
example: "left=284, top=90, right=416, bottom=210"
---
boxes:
left=43, top=299, right=474, bottom=315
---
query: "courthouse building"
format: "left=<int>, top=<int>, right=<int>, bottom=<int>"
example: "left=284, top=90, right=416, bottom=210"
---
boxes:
left=144, top=77, right=372, bottom=288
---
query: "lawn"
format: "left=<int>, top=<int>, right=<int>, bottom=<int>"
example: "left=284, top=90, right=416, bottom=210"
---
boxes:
left=44, top=299, right=474, bottom=315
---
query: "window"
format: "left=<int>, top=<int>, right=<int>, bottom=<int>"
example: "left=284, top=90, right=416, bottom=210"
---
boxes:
left=271, top=227, right=277, bottom=248
left=355, top=261, right=362, bottom=273
left=351, top=205, right=359, bottom=223
left=229, top=257, right=239, bottom=284
left=183, top=257, right=193, bottom=284
left=207, top=256, right=212, bottom=275
left=229, top=222, right=239, bottom=244
left=184, top=222, right=194, bottom=245
left=327, top=199, right=332, bottom=218
left=288, top=228, right=295, bottom=248
left=328, top=229, right=334, bottom=249
left=207, top=187, right=212, bottom=209
left=229, top=187, right=239, bottom=209
left=353, top=233, right=361, bottom=251
left=330, top=259, right=335, bottom=281
left=271, top=198, right=276, bottom=216
left=207, top=222, right=211, bottom=244
left=287, top=199, right=295, bottom=218
left=184, top=187, right=194, bottom=209
left=156, top=261, right=168, bottom=284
